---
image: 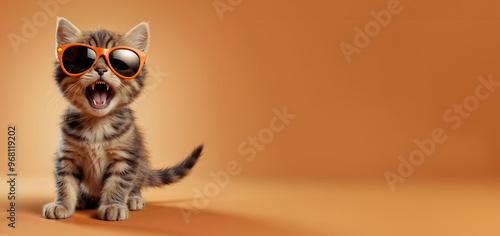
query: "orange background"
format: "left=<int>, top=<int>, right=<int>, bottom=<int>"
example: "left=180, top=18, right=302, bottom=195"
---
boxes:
left=1, top=0, right=500, bottom=235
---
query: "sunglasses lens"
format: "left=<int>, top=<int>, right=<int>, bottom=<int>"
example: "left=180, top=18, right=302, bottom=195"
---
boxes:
left=62, top=46, right=96, bottom=74
left=109, top=49, right=141, bottom=77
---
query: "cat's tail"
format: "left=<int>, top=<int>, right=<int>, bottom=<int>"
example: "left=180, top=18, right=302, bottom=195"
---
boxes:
left=144, top=145, right=204, bottom=187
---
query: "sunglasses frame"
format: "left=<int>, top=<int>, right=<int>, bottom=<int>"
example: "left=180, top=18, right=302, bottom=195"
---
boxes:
left=57, top=43, right=146, bottom=79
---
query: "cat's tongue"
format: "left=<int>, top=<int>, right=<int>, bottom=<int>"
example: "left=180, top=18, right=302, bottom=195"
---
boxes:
left=92, top=86, right=108, bottom=108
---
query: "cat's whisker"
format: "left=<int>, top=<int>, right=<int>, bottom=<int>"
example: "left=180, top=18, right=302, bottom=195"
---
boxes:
left=44, top=87, right=59, bottom=97
left=46, top=94, right=60, bottom=107
left=116, top=85, right=134, bottom=102
left=64, top=84, right=78, bottom=97
left=47, top=97, right=64, bottom=113
left=115, top=84, right=151, bottom=120
left=44, top=86, right=63, bottom=109
left=64, top=81, right=84, bottom=106
left=132, top=99, right=151, bottom=121
left=64, top=85, right=80, bottom=101
left=45, top=81, right=79, bottom=111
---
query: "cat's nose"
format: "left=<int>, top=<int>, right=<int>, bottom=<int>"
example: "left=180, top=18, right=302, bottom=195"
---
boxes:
left=95, top=68, right=108, bottom=76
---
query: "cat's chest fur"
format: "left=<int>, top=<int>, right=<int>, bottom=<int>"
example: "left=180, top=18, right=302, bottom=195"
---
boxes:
left=80, top=144, right=110, bottom=195
left=61, top=107, right=136, bottom=196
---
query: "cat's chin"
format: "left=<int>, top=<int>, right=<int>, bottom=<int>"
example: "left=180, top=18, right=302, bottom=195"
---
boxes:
left=82, top=104, right=116, bottom=117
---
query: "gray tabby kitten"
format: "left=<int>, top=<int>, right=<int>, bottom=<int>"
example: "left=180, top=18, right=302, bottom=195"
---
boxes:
left=43, top=17, right=203, bottom=221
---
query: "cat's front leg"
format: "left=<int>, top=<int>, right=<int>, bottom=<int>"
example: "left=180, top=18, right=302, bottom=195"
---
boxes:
left=43, top=156, right=82, bottom=219
left=97, top=158, right=137, bottom=221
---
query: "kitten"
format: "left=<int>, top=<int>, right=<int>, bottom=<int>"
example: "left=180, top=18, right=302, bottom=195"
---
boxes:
left=43, top=17, right=203, bottom=221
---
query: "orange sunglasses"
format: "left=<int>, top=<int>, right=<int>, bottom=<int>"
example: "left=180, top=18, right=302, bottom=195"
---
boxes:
left=57, top=43, right=146, bottom=79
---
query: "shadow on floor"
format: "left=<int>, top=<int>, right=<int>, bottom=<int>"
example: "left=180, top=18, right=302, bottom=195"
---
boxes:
left=24, top=198, right=311, bottom=236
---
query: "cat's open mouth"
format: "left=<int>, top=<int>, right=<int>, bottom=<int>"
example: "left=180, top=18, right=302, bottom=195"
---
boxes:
left=85, top=80, right=114, bottom=109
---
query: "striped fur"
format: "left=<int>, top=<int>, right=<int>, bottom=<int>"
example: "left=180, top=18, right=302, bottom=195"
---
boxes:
left=43, top=18, right=203, bottom=221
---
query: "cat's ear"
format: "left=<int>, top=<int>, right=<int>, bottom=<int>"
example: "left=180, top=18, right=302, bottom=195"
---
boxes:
left=124, top=22, right=149, bottom=52
left=56, top=17, right=81, bottom=46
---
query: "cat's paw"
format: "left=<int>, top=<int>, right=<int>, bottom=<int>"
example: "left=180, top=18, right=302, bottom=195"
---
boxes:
left=127, top=196, right=145, bottom=211
left=43, top=202, right=72, bottom=219
left=98, top=204, right=129, bottom=221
